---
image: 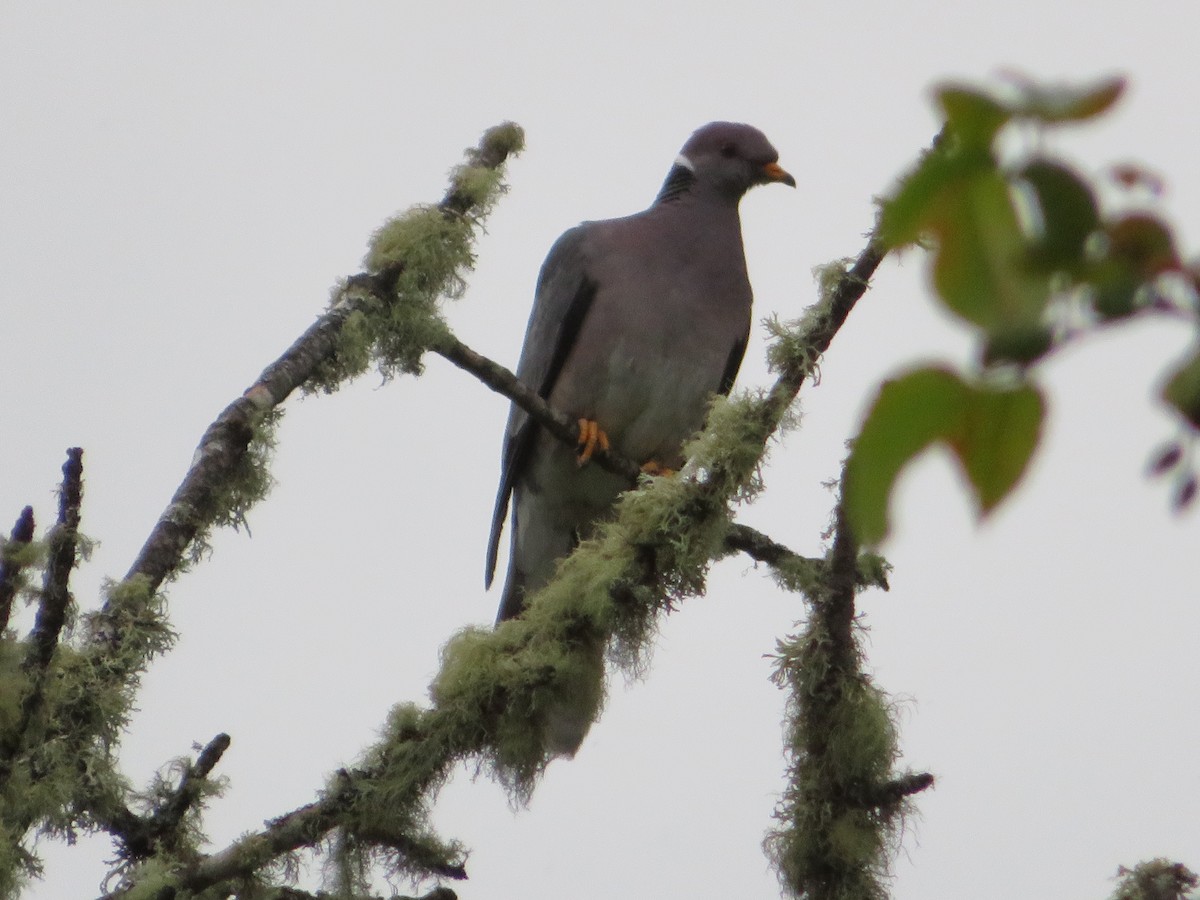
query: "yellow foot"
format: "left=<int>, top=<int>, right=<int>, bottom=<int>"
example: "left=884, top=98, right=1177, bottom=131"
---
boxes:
left=576, top=418, right=611, bottom=466
left=640, top=460, right=676, bottom=477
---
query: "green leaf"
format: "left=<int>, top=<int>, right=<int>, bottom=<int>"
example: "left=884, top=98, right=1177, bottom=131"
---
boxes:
left=937, top=84, right=1012, bottom=148
left=1086, top=258, right=1143, bottom=320
left=1162, top=350, right=1200, bottom=429
left=982, top=324, right=1054, bottom=366
left=1019, top=159, right=1100, bottom=270
left=880, top=141, right=983, bottom=249
left=845, top=367, right=1045, bottom=544
left=932, top=170, right=1050, bottom=329
left=955, top=382, right=1045, bottom=511
left=845, top=368, right=968, bottom=544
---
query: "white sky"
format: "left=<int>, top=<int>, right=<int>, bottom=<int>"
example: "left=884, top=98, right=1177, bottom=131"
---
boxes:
left=2, top=3, right=1198, bottom=898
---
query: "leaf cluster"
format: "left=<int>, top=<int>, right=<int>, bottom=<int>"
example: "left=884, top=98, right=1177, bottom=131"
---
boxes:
left=848, top=75, right=1200, bottom=542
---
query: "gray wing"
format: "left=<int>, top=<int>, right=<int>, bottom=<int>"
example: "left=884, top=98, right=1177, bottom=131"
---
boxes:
left=485, top=225, right=597, bottom=587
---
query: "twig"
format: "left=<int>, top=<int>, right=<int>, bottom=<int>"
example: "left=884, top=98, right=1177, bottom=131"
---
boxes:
left=724, top=522, right=819, bottom=569
left=0, top=505, right=35, bottom=632
left=104, top=733, right=233, bottom=859
left=432, top=333, right=642, bottom=482
left=868, top=772, right=935, bottom=810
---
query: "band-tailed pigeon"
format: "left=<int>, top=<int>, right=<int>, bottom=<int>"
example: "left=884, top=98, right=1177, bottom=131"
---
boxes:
left=486, top=122, right=794, bottom=623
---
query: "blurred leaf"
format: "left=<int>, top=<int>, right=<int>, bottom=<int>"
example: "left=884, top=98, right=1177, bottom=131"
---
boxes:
left=1008, top=73, right=1126, bottom=122
left=881, top=142, right=985, bottom=249
left=1107, top=214, right=1180, bottom=277
left=933, top=170, right=1050, bottom=329
left=845, top=367, right=1045, bottom=543
left=1162, top=350, right=1200, bottom=429
left=1176, top=476, right=1198, bottom=510
left=982, top=324, right=1054, bottom=366
left=938, top=85, right=1011, bottom=148
left=1087, top=259, right=1144, bottom=320
left=954, top=381, right=1045, bottom=512
left=1148, top=443, right=1183, bottom=476
left=1110, top=163, right=1165, bottom=195
left=1020, top=159, right=1100, bottom=269
left=845, top=367, right=968, bottom=544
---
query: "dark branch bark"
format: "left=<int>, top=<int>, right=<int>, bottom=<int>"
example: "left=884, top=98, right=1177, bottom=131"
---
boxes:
left=433, top=333, right=642, bottom=481
left=868, top=771, right=935, bottom=810
left=0, top=505, right=35, bottom=633
left=26, top=447, right=83, bottom=672
left=723, top=521, right=823, bottom=572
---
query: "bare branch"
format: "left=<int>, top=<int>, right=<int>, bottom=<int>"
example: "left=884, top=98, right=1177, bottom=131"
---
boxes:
left=432, top=333, right=642, bottom=482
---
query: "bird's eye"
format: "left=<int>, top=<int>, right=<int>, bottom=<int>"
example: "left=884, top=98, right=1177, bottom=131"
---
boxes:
left=719, top=142, right=737, bottom=159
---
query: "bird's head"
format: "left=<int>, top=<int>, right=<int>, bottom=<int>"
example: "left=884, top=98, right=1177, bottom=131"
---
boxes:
left=673, top=122, right=795, bottom=201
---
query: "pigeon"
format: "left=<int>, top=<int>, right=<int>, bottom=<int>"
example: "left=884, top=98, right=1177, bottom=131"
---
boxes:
left=486, top=122, right=794, bottom=623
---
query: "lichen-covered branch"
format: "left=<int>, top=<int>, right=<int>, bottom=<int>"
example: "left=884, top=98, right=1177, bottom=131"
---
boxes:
left=118, top=122, right=526, bottom=602
left=723, top=522, right=891, bottom=598
left=0, top=125, right=525, bottom=899
left=1110, top=859, right=1198, bottom=900
left=99, top=732, right=232, bottom=862
left=13, top=117, right=892, bottom=898
left=765, top=479, right=932, bottom=900
left=0, top=506, right=36, bottom=633
left=0, top=449, right=83, bottom=772
left=106, top=220, right=889, bottom=899
left=25, top=448, right=83, bottom=675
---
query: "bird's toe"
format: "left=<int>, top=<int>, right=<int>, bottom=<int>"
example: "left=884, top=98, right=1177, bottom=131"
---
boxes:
left=575, top=418, right=611, bottom=466
left=639, top=460, right=676, bottom=477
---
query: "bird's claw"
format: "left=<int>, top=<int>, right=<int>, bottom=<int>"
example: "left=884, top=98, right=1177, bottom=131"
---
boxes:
left=576, top=418, right=610, bottom=466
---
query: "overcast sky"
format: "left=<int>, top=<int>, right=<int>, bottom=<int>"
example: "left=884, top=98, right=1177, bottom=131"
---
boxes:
left=2, top=3, right=1198, bottom=899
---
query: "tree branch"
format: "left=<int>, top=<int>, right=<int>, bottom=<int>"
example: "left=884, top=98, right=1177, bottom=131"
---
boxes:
left=26, top=447, right=83, bottom=673
left=101, top=733, right=233, bottom=860
left=108, top=222, right=888, bottom=898
left=432, top=332, right=642, bottom=482
left=0, top=505, right=35, bottom=633
left=116, top=124, right=526, bottom=602
left=0, top=450, right=83, bottom=771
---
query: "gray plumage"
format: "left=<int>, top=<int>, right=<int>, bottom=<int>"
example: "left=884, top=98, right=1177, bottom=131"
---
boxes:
left=486, top=122, right=794, bottom=623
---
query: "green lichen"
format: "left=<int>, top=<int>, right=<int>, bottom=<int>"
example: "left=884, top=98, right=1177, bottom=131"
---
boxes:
left=189, top=409, right=281, bottom=565
left=855, top=552, right=892, bottom=592
left=765, top=609, right=906, bottom=900
left=1111, top=859, right=1199, bottom=900
left=308, top=124, right=523, bottom=390
left=0, top=538, right=45, bottom=570
left=326, top=704, right=465, bottom=890
left=433, top=614, right=607, bottom=797
left=448, top=164, right=505, bottom=216
left=770, top=553, right=827, bottom=599
left=478, top=121, right=526, bottom=159
left=765, top=257, right=856, bottom=383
